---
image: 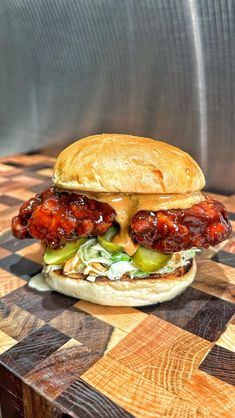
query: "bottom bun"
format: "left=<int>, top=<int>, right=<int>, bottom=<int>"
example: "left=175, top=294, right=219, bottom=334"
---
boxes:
left=46, top=258, right=196, bottom=306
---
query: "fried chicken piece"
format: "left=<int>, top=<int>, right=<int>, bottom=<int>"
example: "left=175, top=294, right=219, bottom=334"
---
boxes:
left=130, top=199, right=231, bottom=253
left=12, top=189, right=231, bottom=254
left=12, top=187, right=116, bottom=248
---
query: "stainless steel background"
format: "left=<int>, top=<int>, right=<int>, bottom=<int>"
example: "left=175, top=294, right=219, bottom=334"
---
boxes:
left=0, top=0, right=234, bottom=193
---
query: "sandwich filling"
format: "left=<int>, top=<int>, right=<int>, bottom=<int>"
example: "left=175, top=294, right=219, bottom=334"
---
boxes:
left=77, top=190, right=205, bottom=255
left=11, top=187, right=231, bottom=282
left=43, top=237, right=199, bottom=282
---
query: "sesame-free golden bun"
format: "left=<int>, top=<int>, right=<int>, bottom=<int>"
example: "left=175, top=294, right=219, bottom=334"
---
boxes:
left=53, top=134, right=205, bottom=194
left=45, top=259, right=196, bottom=306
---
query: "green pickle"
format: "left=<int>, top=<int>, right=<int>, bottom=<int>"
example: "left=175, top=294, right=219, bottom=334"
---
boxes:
left=133, top=246, right=171, bottom=272
left=98, top=226, right=122, bottom=253
left=44, top=237, right=86, bottom=265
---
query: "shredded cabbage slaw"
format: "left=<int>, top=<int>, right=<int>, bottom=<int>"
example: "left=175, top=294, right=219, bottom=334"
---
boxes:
left=44, top=237, right=200, bottom=282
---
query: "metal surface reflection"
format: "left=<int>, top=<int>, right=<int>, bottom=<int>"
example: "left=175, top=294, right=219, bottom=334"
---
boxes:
left=0, top=0, right=234, bottom=193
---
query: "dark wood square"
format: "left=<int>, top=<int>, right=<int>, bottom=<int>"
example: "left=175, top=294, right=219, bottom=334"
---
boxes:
left=2, top=284, right=77, bottom=322
left=0, top=324, right=69, bottom=376
left=50, top=307, right=113, bottom=354
left=0, top=254, right=42, bottom=281
left=199, top=344, right=235, bottom=386
left=1, top=237, right=38, bottom=252
left=56, top=379, right=134, bottom=418
left=212, top=250, right=235, bottom=268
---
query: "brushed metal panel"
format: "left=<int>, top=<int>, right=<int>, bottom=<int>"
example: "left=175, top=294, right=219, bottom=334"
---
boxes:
left=0, top=0, right=234, bottom=193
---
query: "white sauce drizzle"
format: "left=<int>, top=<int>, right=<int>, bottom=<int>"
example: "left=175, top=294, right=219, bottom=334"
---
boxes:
left=29, top=272, right=52, bottom=292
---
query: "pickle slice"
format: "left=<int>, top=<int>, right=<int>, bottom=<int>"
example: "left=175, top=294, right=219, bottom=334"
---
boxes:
left=98, top=226, right=122, bottom=253
left=44, top=238, right=86, bottom=265
left=98, top=237, right=122, bottom=253
left=103, top=226, right=118, bottom=240
left=132, top=246, right=171, bottom=272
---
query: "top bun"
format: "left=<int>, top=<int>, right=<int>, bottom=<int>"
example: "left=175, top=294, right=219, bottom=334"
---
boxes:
left=53, top=134, right=205, bottom=194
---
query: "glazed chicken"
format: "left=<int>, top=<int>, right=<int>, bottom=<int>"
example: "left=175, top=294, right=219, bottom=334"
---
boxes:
left=130, top=199, right=231, bottom=253
left=12, top=187, right=116, bottom=248
left=12, top=188, right=231, bottom=252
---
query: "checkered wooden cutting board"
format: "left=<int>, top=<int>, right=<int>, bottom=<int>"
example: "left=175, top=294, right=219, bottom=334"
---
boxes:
left=0, top=153, right=234, bottom=418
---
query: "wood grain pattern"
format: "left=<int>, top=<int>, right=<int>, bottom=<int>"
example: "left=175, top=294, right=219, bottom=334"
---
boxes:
left=81, top=355, right=208, bottom=418
left=0, top=253, right=41, bottom=281
left=193, top=258, right=235, bottom=303
left=199, top=344, right=235, bottom=386
left=0, top=362, right=24, bottom=418
left=183, top=295, right=235, bottom=342
left=108, top=315, right=212, bottom=394
left=0, top=206, right=19, bottom=233
left=0, top=268, right=25, bottom=297
left=16, top=242, right=44, bottom=264
left=0, top=324, right=69, bottom=376
left=104, top=327, right=128, bottom=353
left=0, top=387, right=24, bottom=418
left=25, top=339, right=101, bottom=399
left=223, top=237, right=235, bottom=254
left=163, top=397, right=208, bottom=418
left=217, top=315, right=235, bottom=352
left=75, top=300, right=148, bottom=333
left=56, top=378, right=134, bottom=418
left=0, top=330, right=17, bottom=354
left=212, top=249, right=235, bottom=268
left=57, top=338, right=82, bottom=350
left=178, top=370, right=235, bottom=418
left=23, top=383, right=63, bottom=418
left=49, top=306, right=113, bottom=354
left=0, top=247, right=11, bottom=259
left=0, top=155, right=234, bottom=417
left=0, top=362, right=23, bottom=396
left=2, top=284, right=77, bottom=322
left=151, top=286, right=211, bottom=326
left=0, top=301, right=45, bottom=341
left=1, top=237, right=38, bottom=252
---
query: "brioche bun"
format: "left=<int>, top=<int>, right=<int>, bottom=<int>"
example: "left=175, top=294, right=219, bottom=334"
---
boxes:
left=53, top=134, right=205, bottom=194
left=50, top=134, right=200, bottom=306
left=45, top=259, right=196, bottom=306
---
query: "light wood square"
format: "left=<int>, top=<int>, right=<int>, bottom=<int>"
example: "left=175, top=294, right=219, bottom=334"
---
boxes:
left=178, top=369, right=235, bottom=417
left=0, top=330, right=17, bottom=354
left=193, top=259, right=235, bottom=303
left=0, top=268, right=26, bottom=297
left=108, top=315, right=212, bottom=394
left=16, top=242, right=44, bottom=264
left=81, top=355, right=206, bottom=418
left=75, top=300, right=148, bottom=333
